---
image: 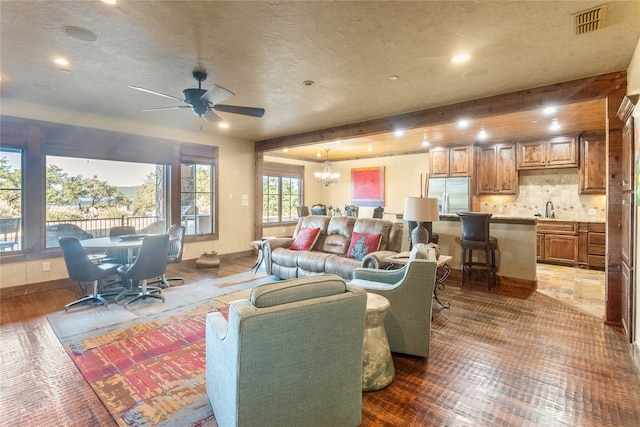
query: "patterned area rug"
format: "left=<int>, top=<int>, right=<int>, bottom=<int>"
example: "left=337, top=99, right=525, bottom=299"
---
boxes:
left=47, top=271, right=279, bottom=427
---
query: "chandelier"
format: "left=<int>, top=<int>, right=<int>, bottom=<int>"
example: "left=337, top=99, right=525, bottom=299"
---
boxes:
left=315, top=149, right=340, bottom=186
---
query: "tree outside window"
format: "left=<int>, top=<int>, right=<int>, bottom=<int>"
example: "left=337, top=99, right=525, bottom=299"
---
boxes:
left=262, top=162, right=303, bottom=224
left=181, top=163, right=214, bottom=235
left=0, top=148, right=22, bottom=252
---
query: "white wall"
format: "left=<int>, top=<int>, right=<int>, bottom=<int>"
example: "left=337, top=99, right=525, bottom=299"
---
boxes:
left=0, top=100, right=256, bottom=288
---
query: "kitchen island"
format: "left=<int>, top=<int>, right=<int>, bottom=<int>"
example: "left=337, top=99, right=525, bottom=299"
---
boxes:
left=432, top=214, right=538, bottom=290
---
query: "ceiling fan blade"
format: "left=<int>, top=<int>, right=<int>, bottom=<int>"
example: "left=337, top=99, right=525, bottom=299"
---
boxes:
left=141, top=106, right=192, bottom=112
left=213, top=104, right=265, bottom=118
left=129, top=85, right=186, bottom=103
left=203, top=109, right=225, bottom=123
left=201, top=84, right=234, bottom=106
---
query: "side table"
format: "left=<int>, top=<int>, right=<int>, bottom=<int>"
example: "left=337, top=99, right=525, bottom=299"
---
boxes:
left=250, top=238, right=273, bottom=273
left=362, top=292, right=395, bottom=391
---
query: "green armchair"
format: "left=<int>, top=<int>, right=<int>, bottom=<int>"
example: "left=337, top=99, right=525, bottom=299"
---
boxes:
left=206, top=274, right=367, bottom=427
left=350, top=253, right=437, bottom=358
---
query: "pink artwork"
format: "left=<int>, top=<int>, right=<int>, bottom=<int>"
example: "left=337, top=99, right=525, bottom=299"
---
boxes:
left=351, top=167, right=385, bottom=206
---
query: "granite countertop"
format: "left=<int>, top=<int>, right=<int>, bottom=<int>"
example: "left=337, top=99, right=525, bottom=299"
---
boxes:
left=438, top=213, right=605, bottom=224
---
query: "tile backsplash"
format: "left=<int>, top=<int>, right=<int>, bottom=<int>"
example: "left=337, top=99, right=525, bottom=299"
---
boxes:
left=479, top=168, right=606, bottom=222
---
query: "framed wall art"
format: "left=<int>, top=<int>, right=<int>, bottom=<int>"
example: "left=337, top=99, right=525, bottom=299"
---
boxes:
left=351, top=166, right=385, bottom=206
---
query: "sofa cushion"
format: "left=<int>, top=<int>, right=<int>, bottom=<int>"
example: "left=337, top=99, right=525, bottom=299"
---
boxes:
left=346, top=231, right=382, bottom=260
left=296, top=251, right=332, bottom=274
left=290, top=227, right=321, bottom=251
left=325, top=255, right=362, bottom=281
left=353, top=218, right=392, bottom=250
left=250, top=274, right=346, bottom=308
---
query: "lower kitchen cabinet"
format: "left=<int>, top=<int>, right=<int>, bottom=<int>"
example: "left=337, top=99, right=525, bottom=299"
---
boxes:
left=544, top=234, right=579, bottom=264
left=537, top=220, right=604, bottom=268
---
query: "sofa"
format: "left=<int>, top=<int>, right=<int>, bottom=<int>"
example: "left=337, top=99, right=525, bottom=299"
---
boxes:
left=263, top=215, right=403, bottom=280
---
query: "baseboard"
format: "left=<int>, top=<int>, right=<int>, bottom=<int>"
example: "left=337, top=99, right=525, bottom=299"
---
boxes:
left=1, top=250, right=256, bottom=298
left=445, top=269, right=537, bottom=291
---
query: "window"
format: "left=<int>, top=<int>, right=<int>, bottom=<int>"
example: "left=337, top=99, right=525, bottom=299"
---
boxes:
left=181, top=163, right=214, bottom=235
left=0, top=147, right=22, bottom=252
left=44, top=156, right=167, bottom=247
left=262, top=162, right=303, bottom=224
left=0, top=117, right=219, bottom=261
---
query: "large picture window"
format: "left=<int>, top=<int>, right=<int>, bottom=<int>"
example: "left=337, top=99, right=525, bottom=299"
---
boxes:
left=0, top=118, right=219, bottom=261
left=262, top=162, right=303, bottom=224
left=0, top=147, right=22, bottom=252
left=44, top=156, right=167, bottom=247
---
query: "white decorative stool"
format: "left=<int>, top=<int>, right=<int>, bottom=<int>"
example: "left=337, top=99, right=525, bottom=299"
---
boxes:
left=362, top=292, right=395, bottom=391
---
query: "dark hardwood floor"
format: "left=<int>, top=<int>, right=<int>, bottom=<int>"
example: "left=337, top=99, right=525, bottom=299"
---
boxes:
left=1, top=256, right=639, bottom=426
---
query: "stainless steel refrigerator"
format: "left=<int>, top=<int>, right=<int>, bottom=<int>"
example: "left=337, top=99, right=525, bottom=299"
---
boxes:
left=427, top=177, right=470, bottom=213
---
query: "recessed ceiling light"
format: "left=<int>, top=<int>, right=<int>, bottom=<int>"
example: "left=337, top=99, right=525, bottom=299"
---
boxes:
left=54, top=57, right=69, bottom=66
left=457, top=120, right=469, bottom=128
left=394, top=130, right=404, bottom=137
left=317, top=152, right=322, bottom=158
left=477, top=129, right=489, bottom=140
left=302, top=80, right=315, bottom=86
left=283, top=148, right=289, bottom=153
left=367, top=145, right=373, bottom=152
left=451, top=54, right=471, bottom=64
left=100, top=0, right=117, bottom=5
left=63, top=26, right=98, bottom=42
left=543, top=106, right=557, bottom=115
left=549, top=119, right=561, bottom=131
left=389, top=75, right=399, bottom=81
left=463, top=68, right=488, bottom=78
left=218, top=122, right=229, bottom=129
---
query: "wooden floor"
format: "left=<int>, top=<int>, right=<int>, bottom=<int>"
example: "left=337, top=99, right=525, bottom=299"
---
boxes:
left=1, top=257, right=639, bottom=426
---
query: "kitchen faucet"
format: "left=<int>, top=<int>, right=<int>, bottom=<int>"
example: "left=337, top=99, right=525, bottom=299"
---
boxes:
left=545, top=201, right=555, bottom=218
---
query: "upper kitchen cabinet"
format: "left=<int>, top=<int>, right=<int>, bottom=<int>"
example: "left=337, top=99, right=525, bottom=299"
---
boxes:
left=579, top=131, right=606, bottom=194
left=477, top=143, right=518, bottom=195
left=429, top=145, right=473, bottom=178
left=517, top=135, right=578, bottom=170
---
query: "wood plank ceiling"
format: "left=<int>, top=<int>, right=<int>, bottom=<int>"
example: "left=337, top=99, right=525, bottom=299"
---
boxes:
left=265, top=98, right=606, bottom=162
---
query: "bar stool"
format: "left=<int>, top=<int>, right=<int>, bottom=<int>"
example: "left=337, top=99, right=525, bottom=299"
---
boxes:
left=457, top=212, right=498, bottom=289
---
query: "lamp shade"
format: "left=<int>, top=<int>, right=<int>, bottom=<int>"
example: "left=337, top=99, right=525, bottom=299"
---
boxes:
left=403, top=197, right=440, bottom=222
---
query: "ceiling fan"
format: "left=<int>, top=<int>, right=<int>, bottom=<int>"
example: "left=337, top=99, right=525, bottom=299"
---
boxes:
left=129, top=69, right=265, bottom=122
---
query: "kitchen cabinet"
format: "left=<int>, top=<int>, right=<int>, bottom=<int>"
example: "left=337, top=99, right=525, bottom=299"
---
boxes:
left=579, top=131, right=606, bottom=194
left=430, top=145, right=473, bottom=178
left=587, top=222, right=606, bottom=269
left=538, top=220, right=605, bottom=268
left=537, top=221, right=579, bottom=265
left=477, top=143, right=517, bottom=194
left=517, top=136, right=578, bottom=170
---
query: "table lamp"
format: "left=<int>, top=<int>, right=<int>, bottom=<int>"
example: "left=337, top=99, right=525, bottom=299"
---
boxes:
left=403, top=197, right=440, bottom=248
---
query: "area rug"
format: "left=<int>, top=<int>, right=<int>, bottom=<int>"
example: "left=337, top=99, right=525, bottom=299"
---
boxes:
left=47, top=271, right=279, bottom=427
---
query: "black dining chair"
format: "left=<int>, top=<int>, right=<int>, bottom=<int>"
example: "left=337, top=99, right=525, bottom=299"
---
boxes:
left=152, top=224, right=185, bottom=288
left=59, top=237, right=122, bottom=311
left=117, top=234, right=170, bottom=306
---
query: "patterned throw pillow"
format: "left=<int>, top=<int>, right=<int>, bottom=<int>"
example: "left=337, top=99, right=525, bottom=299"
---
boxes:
left=346, top=231, right=382, bottom=260
left=289, top=227, right=321, bottom=251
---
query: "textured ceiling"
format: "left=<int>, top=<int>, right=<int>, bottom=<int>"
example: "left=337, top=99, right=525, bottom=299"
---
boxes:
left=1, top=1, right=639, bottom=160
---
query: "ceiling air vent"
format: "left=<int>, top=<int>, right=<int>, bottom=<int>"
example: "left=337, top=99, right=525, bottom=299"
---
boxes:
left=572, top=4, right=607, bottom=35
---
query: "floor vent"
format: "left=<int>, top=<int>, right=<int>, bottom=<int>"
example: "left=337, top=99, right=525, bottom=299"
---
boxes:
left=572, top=4, right=607, bottom=35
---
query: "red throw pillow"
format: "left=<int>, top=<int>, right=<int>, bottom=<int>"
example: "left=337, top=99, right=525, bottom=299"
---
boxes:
left=347, top=232, right=382, bottom=260
left=289, top=227, right=321, bottom=251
